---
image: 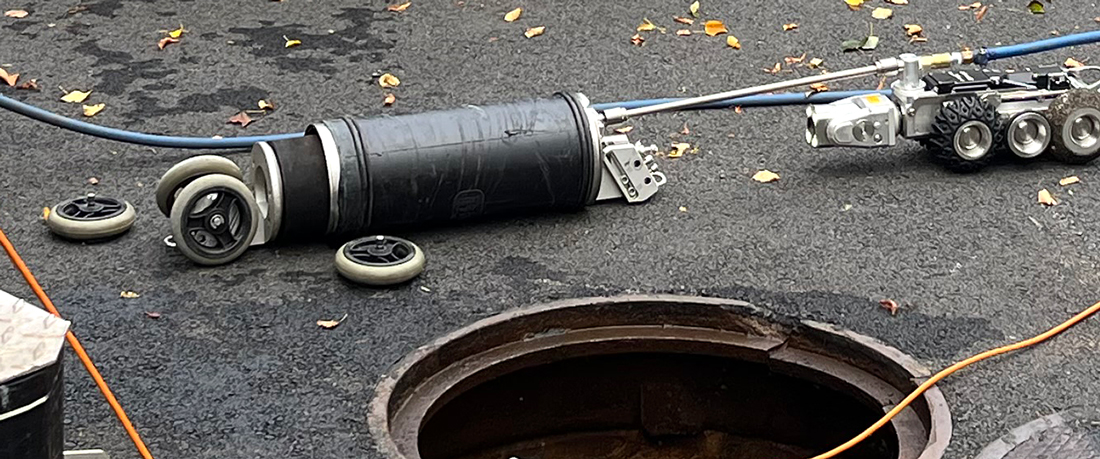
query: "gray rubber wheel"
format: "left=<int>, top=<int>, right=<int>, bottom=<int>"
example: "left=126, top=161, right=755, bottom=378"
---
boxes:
left=47, top=194, right=136, bottom=240
left=923, top=96, right=998, bottom=172
left=156, top=155, right=243, bottom=217
left=170, top=174, right=258, bottom=266
left=1049, top=89, right=1100, bottom=164
left=335, top=235, right=425, bottom=286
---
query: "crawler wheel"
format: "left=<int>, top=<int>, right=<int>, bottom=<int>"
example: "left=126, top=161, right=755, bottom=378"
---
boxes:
left=169, top=174, right=258, bottom=266
left=1048, top=89, right=1100, bottom=165
left=1004, top=111, right=1052, bottom=160
left=924, top=96, right=998, bottom=172
left=47, top=193, right=136, bottom=240
left=156, top=155, right=243, bottom=217
left=335, top=235, right=425, bottom=286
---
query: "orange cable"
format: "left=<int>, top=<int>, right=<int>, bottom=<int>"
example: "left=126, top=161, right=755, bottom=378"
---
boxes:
left=811, top=299, right=1100, bottom=459
left=0, top=227, right=155, bottom=459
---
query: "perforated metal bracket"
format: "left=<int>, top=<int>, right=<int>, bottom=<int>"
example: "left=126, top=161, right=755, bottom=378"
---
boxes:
left=596, top=134, right=666, bottom=203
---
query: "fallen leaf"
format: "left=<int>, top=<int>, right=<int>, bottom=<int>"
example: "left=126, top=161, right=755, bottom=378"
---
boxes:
left=669, top=142, right=690, bottom=158
left=228, top=111, right=252, bottom=127
left=904, top=24, right=923, bottom=36
left=885, top=0, right=908, bottom=4
left=676, top=29, right=692, bottom=36
left=763, top=62, right=781, bottom=74
left=879, top=299, right=899, bottom=316
left=419, top=285, right=432, bottom=293
left=4, top=10, right=28, bottom=18
left=862, top=35, right=879, bottom=50
left=168, top=24, right=186, bottom=38
left=975, top=5, right=988, bottom=21
left=82, top=103, right=105, bottom=117
left=1027, top=0, right=1044, bottom=14
left=504, top=7, right=522, bottom=22
left=61, top=90, right=92, bottom=103
left=1038, top=188, right=1058, bottom=206
left=120, top=291, right=141, bottom=299
left=524, top=26, right=545, bottom=38
left=41, top=207, right=50, bottom=220
left=258, top=99, right=275, bottom=110
left=910, top=36, right=928, bottom=43
left=157, top=37, right=179, bottom=50
left=871, top=7, right=893, bottom=19
left=1060, top=176, right=1080, bottom=186
left=383, top=93, right=396, bottom=106
left=674, top=16, right=694, bottom=25
left=726, top=35, right=741, bottom=49
left=637, top=18, right=656, bottom=31
left=17, top=78, right=38, bottom=90
left=284, top=36, right=301, bottom=48
left=752, top=170, right=780, bottom=183
left=614, top=125, right=634, bottom=134
left=784, top=53, right=807, bottom=65
left=387, top=1, right=411, bottom=12
left=689, top=1, right=700, bottom=17
left=845, top=0, right=865, bottom=10
left=631, top=33, right=645, bottom=45
left=86, top=177, right=99, bottom=185
left=0, top=68, right=17, bottom=87
left=1065, top=58, right=1085, bottom=68
left=1095, top=17, right=1100, bottom=23
left=734, top=106, right=743, bottom=114
left=317, top=313, right=348, bottom=329
left=958, top=2, right=981, bottom=10
left=809, top=82, right=829, bottom=92
left=145, top=311, right=161, bottom=319
left=678, top=206, right=688, bottom=212
left=680, top=123, right=690, bottom=135
left=378, top=73, right=401, bottom=88
left=704, top=20, right=727, bottom=36
left=783, top=23, right=798, bottom=31
left=807, top=57, right=825, bottom=68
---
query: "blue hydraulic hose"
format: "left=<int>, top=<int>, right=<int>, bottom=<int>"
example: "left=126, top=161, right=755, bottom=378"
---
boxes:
left=981, top=30, right=1100, bottom=63
left=590, top=90, right=889, bottom=112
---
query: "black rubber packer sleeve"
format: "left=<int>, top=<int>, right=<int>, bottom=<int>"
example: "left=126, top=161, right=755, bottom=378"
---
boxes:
left=268, top=133, right=330, bottom=240
left=1, top=354, right=64, bottom=459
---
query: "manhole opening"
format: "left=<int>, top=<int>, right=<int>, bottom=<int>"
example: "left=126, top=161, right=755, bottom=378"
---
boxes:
left=370, top=296, right=951, bottom=459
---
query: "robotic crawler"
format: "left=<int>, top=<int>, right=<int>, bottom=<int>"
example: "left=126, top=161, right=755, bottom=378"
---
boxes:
left=807, top=54, right=1100, bottom=171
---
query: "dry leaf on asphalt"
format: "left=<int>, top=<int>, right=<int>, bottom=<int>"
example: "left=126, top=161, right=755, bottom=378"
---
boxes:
left=1060, top=176, right=1080, bottom=186
left=904, top=24, right=923, bottom=36
left=41, top=207, right=50, bottom=220
left=317, top=313, right=348, bottom=329
left=383, top=93, right=396, bottom=106
left=808, top=57, right=825, bottom=68
left=145, top=312, right=161, bottom=319
left=284, top=36, right=301, bottom=48
left=1027, top=0, right=1045, bottom=14
left=674, top=16, right=694, bottom=25
left=974, top=5, right=988, bottom=21
left=676, top=29, right=692, bottom=36
left=614, top=125, right=634, bottom=134
left=158, top=37, right=179, bottom=50
left=704, top=20, right=727, bottom=36
left=783, top=23, right=798, bottom=31
left=678, top=206, right=688, bottom=212
left=504, top=7, right=522, bottom=22
left=669, top=142, right=690, bottom=158
left=845, top=0, right=865, bottom=10
left=4, top=10, right=28, bottom=18
left=631, top=33, right=645, bottom=45
left=387, top=1, right=411, bottom=12
left=0, top=68, right=17, bottom=87
left=752, top=170, right=780, bottom=183
left=637, top=18, right=656, bottom=31
left=763, top=62, right=781, bottom=74
left=689, top=1, right=700, bottom=17
left=1065, top=58, right=1085, bottom=68
left=17, top=78, right=38, bottom=90
left=524, top=26, right=545, bottom=38
left=734, top=106, right=743, bottom=114
left=120, top=291, right=141, bottom=299
left=228, top=111, right=252, bottom=127
left=378, top=73, right=400, bottom=88
left=82, top=103, right=105, bottom=117
left=258, top=99, right=275, bottom=110
left=61, top=90, right=92, bottom=103
left=1038, top=188, right=1058, bottom=206
left=958, top=2, right=981, bottom=10
left=168, top=24, right=186, bottom=38
left=871, top=7, right=893, bottom=19
left=680, top=123, right=690, bottom=135
left=784, top=53, right=806, bottom=64
left=86, top=177, right=99, bottom=185
left=810, top=83, right=829, bottom=92
left=879, top=299, right=899, bottom=316
left=885, top=0, right=908, bottom=4
left=726, top=35, right=741, bottom=49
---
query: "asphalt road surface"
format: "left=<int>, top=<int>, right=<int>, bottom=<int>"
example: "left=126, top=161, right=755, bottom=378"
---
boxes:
left=3, top=0, right=1100, bottom=458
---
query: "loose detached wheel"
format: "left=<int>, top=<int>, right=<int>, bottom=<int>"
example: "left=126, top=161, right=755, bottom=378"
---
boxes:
left=1048, top=89, right=1100, bottom=165
left=155, top=155, right=243, bottom=217
left=924, top=96, right=999, bottom=173
left=170, top=174, right=259, bottom=266
left=47, top=193, right=136, bottom=240
left=335, top=235, right=426, bottom=286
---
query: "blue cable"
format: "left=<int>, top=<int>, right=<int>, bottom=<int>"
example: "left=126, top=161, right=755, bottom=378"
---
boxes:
left=590, top=90, right=889, bottom=112
left=982, top=30, right=1100, bottom=63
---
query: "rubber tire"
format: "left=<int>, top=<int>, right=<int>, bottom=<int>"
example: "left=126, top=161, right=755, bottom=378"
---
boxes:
left=335, top=238, right=426, bottom=286
left=47, top=201, right=136, bottom=240
left=1048, top=89, right=1100, bottom=165
left=170, top=174, right=259, bottom=266
left=156, top=155, right=243, bottom=218
left=924, top=96, right=999, bottom=173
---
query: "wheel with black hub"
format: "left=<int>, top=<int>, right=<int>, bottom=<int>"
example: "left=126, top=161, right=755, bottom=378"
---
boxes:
left=1004, top=111, right=1052, bottom=160
left=169, top=174, right=259, bottom=266
left=335, top=235, right=425, bottom=286
left=924, top=96, right=999, bottom=172
left=1048, top=89, right=1100, bottom=164
left=47, top=193, right=136, bottom=240
left=156, top=155, right=243, bottom=217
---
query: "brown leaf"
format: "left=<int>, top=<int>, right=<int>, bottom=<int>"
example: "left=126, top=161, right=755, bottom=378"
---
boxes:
left=885, top=0, right=908, bottom=4
left=809, top=83, right=829, bottom=92
left=504, top=7, right=522, bottom=22
left=904, top=24, right=923, bottom=36
left=1065, top=58, right=1085, bottom=68
left=631, top=33, right=645, bottom=46
left=0, top=68, right=17, bottom=87
left=4, top=10, right=28, bottom=18
left=784, top=53, right=807, bottom=65
left=674, top=16, right=694, bottom=25
left=157, top=37, right=179, bottom=50
left=387, top=1, right=411, bottom=12
left=383, top=93, right=396, bottom=106
left=16, top=78, right=38, bottom=90
left=958, top=2, right=981, bottom=10
left=879, top=299, right=899, bottom=316
left=1038, top=188, right=1058, bottom=206
left=317, top=313, right=348, bottom=329
left=524, top=26, right=545, bottom=38
left=1060, top=176, right=1080, bottom=186
left=974, top=5, right=988, bottom=21
left=876, top=75, right=887, bottom=90
left=614, top=125, right=634, bottom=134
left=703, top=20, right=727, bottom=36
left=676, top=29, right=692, bottom=36
left=752, top=170, right=780, bottom=183
left=807, top=57, right=825, bottom=68
left=726, top=35, right=741, bottom=49
left=680, top=123, right=690, bottom=135
left=763, top=62, right=781, bottom=74
left=145, top=311, right=161, bottom=319
left=228, top=111, right=252, bottom=127
left=378, top=73, right=401, bottom=88
left=783, top=23, right=798, bottom=31
left=86, top=177, right=99, bottom=185
left=734, top=106, right=743, bottom=114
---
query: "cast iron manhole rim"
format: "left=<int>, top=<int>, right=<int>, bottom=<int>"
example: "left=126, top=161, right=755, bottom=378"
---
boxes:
left=368, top=295, right=952, bottom=459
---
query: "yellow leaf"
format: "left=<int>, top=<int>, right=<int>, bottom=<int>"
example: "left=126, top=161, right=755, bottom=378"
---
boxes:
left=871, top=7, right=893, bottom=19
left=524, top=26, right=545, bottom=38
left=703, top=20, right=727, bottom=36
left=904, top=24, right=923, bottom=36
left=504, top=7, right=522, bottom=22
left=387, top=1, right=411, bottom=12
left=41, top=207, right=50, bottom=220
left=637, top=18, right=656, bottom=31
left=726, top=35, right=741, bottom=49
left=845, top=0, right=865, bottom=9
left=120, top=291, right=141, bottom=299
left=676, top=29, right=692, bottom=36
left=383, top=93, right=396, bottom=106
left=1065, top=58, right=1085, bottom=68
left=284, top=36, right=301, bottom=48
left=614, top=125, right=634, bottom=134
left=168, top=24, right=186, bottom=38
left=783, top=23, right=798, bottom=31
left=4, top=10, right=28, bottom=18
left=258, top=99, right=275, bottom=110
left=1038, top=188, right=1058, bottom=206
left=669, top=142, right=690, bottom=158
left=1060, top=176, right=1080, bottom=186
left=378, top=73, right=401, bottom=88
left=689, top=1, right=700, bottom=17
left=61, top=90, right=92, bottom=103
left=752, top=170, right=780, bottom=183
left=82, top=103, right=106, bottom=117
left=0, top=68, right=17, bottom=87
left=808, top=57, right=825, bottom=68
left=678, top=206, right=688, bottom=212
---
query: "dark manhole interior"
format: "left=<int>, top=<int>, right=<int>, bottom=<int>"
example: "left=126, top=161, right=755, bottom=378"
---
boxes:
left=370, top=296, right=952, bottom=459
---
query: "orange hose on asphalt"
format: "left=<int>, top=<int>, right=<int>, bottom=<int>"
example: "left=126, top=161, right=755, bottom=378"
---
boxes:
left=0, top=227, right=155, bottom=459
left=810, top=299, right=1100, bottom=459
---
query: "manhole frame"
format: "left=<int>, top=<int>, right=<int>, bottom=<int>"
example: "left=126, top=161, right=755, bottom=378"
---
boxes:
left=368, top=295, right=952, bottom=459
